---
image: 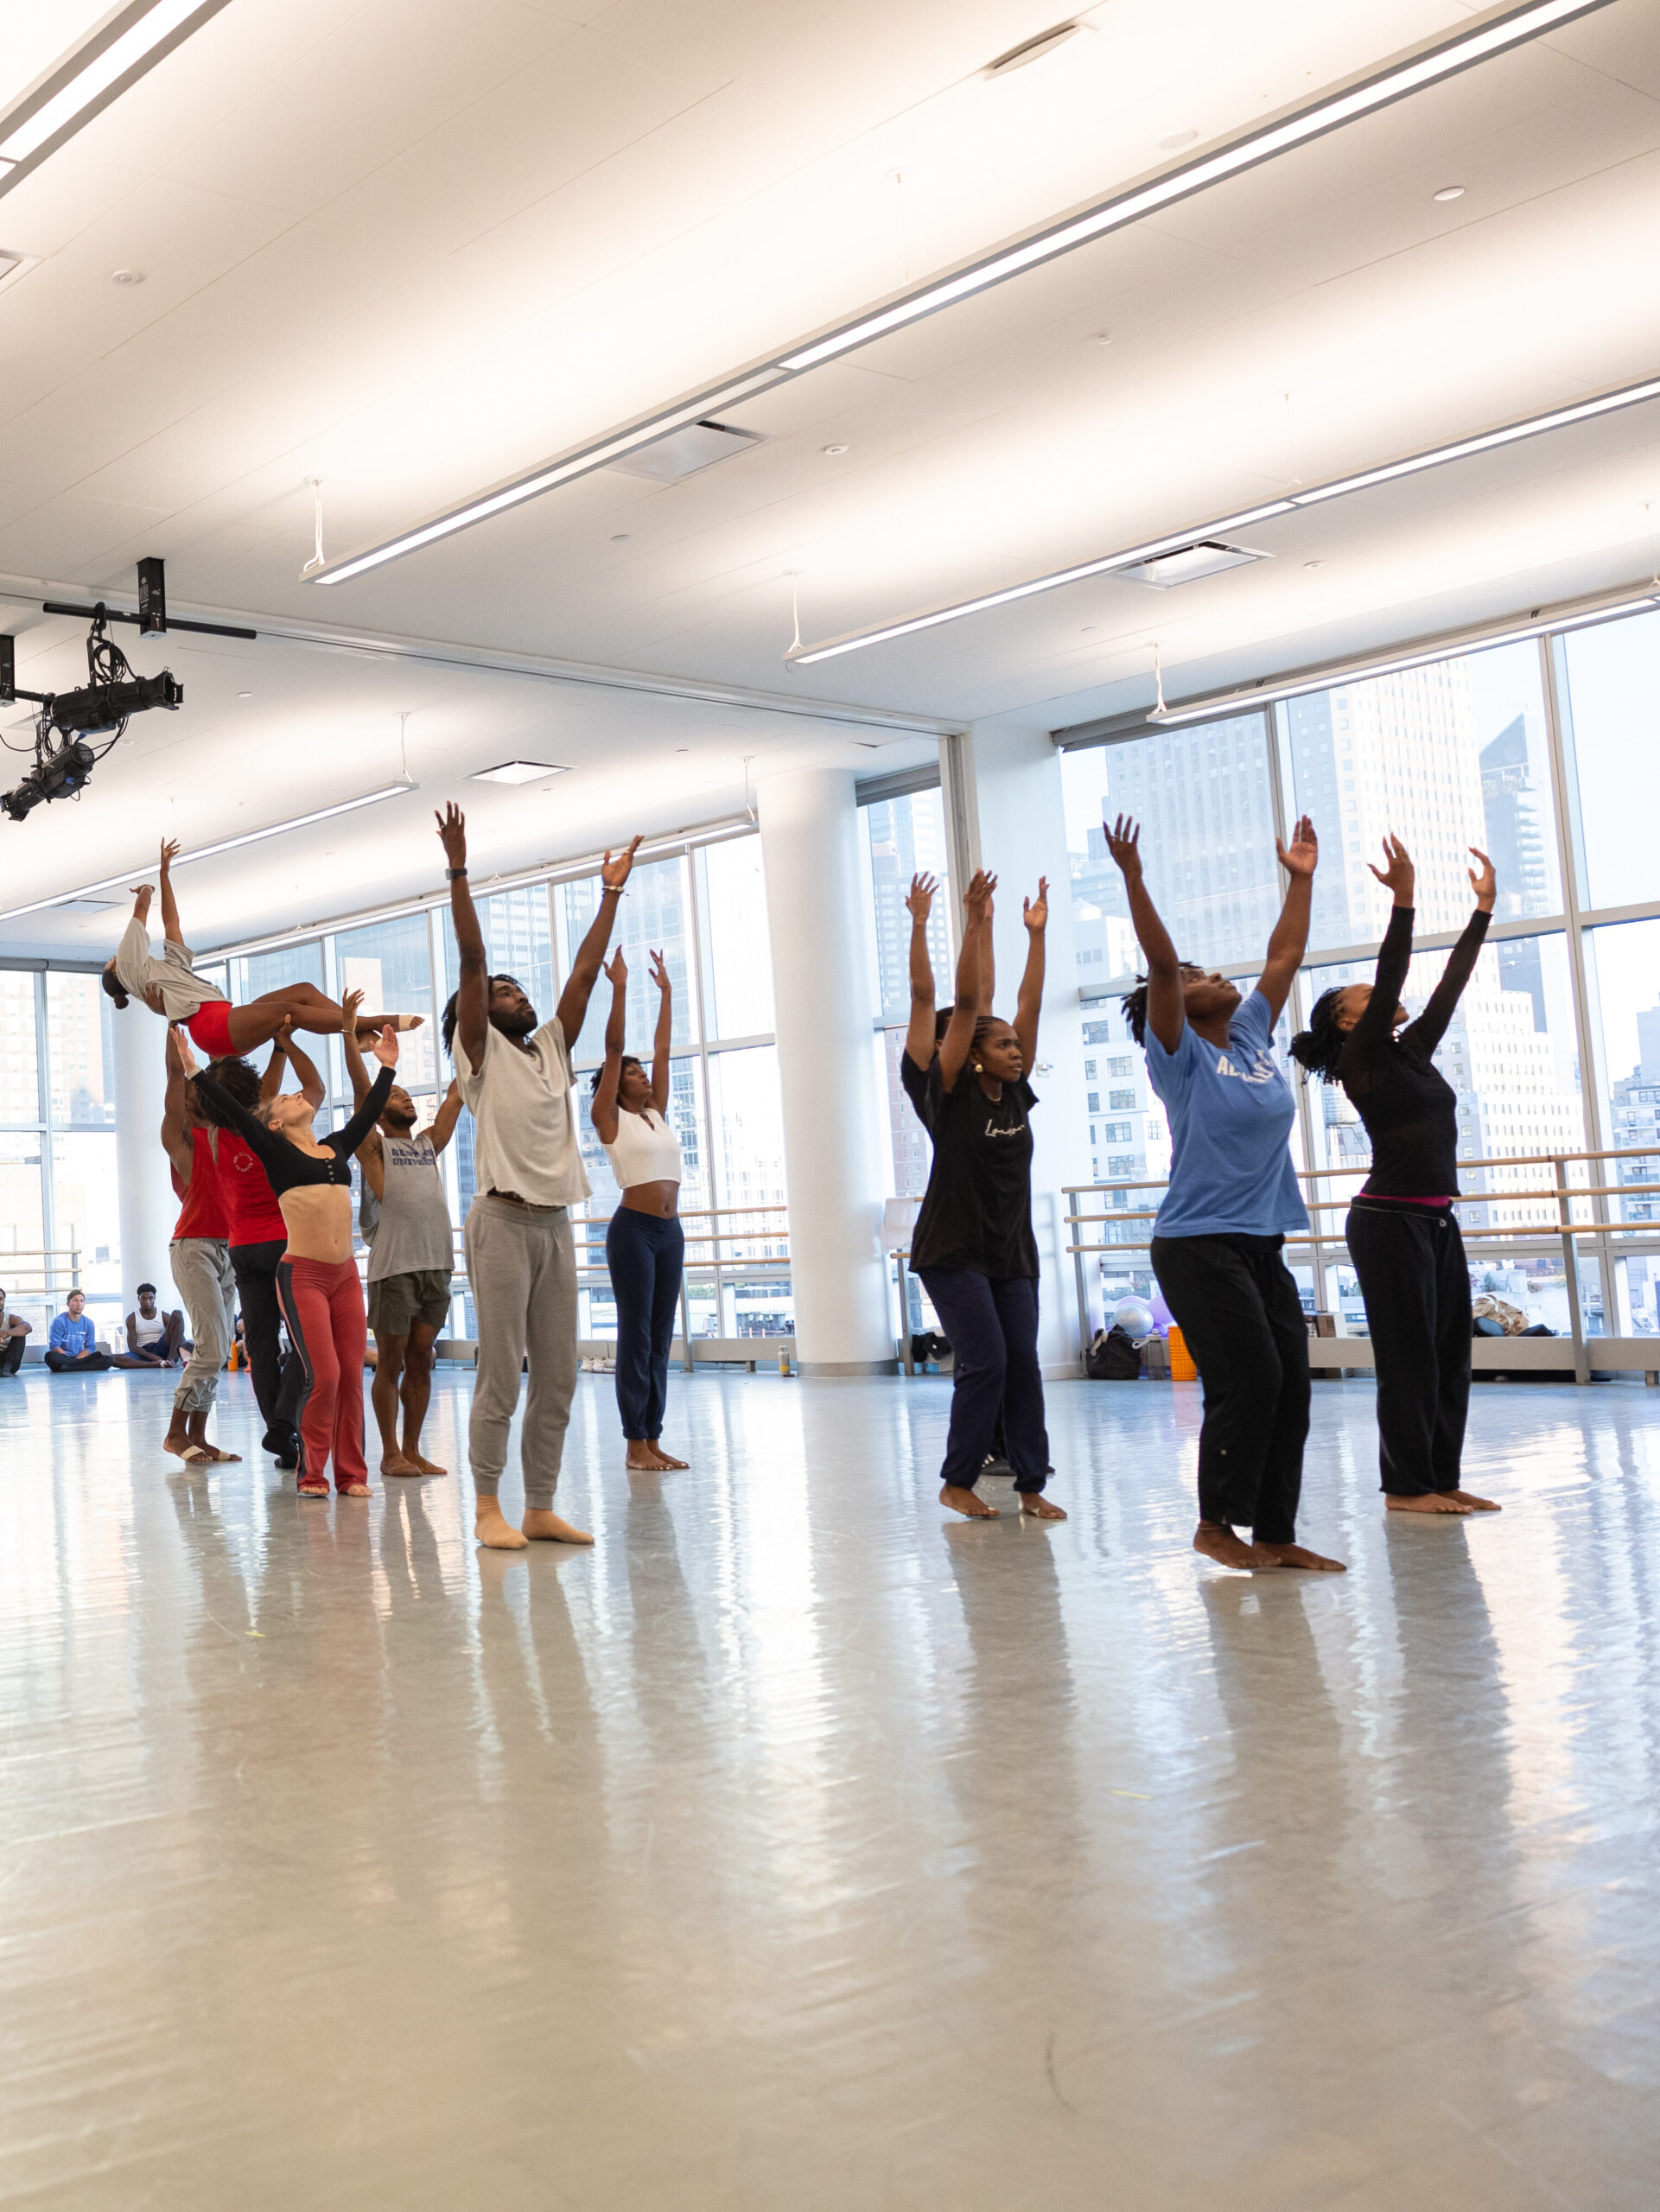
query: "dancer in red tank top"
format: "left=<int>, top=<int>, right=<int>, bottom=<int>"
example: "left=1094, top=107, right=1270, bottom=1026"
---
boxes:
left=160, top=1026, right=243, bottom=1465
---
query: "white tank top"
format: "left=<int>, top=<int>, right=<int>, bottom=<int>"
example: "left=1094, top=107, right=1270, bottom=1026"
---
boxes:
left=602, top=1106, right=682, bottom=1189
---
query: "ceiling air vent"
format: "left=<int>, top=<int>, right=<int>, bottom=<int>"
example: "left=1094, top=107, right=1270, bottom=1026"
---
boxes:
left=1125, top=541, right=1268, bottom=588
left=609, top=419, right=763, bottom=484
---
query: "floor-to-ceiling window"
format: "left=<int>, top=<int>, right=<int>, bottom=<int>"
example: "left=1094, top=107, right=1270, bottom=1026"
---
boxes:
left=0, top=968, right=119, bottom=1342
left=1058, top=606, right=1660, bottom=1341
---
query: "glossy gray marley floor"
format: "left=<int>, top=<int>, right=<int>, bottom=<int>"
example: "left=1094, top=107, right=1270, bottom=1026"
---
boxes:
left=3, top=1363, right=1658, bottom=2210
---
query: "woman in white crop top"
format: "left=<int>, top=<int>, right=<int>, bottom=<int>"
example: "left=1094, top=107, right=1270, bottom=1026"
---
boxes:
left=591, top=947, right=688, bottom=1471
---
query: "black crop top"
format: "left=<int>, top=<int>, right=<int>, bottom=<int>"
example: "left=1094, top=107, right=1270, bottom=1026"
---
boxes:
left=194, top=1066, right=393, bottom=1198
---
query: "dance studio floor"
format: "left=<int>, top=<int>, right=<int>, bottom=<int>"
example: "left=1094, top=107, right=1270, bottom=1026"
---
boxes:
left=3, top=1363, right=1657, bottom=2209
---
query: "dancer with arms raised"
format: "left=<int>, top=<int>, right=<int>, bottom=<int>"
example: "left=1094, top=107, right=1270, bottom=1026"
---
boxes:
left=1290, top=837, right=1500, bottom=1515
left=1108, top=811, right=1344, bottom=1574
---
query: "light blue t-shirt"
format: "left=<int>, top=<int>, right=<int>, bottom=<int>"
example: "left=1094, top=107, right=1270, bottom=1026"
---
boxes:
left=1143, top=989, right=1308, bottom=1240
left=49, top=1312, right=99, bottom=1356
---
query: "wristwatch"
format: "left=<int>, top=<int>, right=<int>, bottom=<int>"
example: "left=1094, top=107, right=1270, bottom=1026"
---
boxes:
left=446, top=867, right=467, bottom=880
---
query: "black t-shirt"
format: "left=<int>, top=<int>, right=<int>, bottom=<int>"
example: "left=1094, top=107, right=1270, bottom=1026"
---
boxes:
left=1336, top=904, right=1489, bottom=1198
left=899, top=1048, right=933, bottom=1133
left=909, top=1063, right=1040, bottom=1280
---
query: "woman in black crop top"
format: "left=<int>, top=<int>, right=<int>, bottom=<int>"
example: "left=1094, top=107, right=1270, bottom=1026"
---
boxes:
left=1291, top=839, right=1500, bottom=1516
left=194, top=1005, right=398, bottom=1497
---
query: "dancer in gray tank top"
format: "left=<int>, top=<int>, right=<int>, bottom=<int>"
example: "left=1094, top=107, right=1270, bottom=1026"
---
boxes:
left=345, top=1025, right=464, bottom=1477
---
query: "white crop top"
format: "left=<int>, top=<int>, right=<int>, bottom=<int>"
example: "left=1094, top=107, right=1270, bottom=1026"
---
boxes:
left=602, top=1107, right=682, bottom=1189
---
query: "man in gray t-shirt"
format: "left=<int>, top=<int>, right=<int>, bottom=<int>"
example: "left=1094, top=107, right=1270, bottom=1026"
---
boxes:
left=346, top=1021, right=463, bottom=1478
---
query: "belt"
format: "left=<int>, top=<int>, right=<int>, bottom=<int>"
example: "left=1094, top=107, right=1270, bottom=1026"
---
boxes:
left=483, top=1189, right=565, bottom=1215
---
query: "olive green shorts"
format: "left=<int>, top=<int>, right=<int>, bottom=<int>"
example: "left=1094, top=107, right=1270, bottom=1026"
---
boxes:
left=366, top=1268, right=453, bottom=1338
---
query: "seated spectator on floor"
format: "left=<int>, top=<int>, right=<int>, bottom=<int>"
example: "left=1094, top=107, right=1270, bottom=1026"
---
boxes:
left=118, top=1283, right=187, bottom=1370
left=0, top=1287, right=29, bottom=1376
left=44, top=1291, right=114, bottom=1373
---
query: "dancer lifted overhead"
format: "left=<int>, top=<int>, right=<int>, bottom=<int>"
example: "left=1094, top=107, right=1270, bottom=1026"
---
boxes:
left=1290, top=837, right=1500, bottom=1516
left=195, top=1002, right=398, bottom=1498
left=909, top=868, right=1065, bottom=1522
left=343, top=1023, right=463, bottom=1478
left=103, top=838, right=419, bottom=1058
left=591, top=945, right=688, bottom=1473
left=438, top=803, right=641, bottom=1551
left=1108, top=811, right=1344, bottom=1575
left=159, top=1024, right=240, bottom=1466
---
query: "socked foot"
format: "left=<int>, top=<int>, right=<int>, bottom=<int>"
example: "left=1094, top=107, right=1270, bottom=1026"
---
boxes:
left=941, top=1484, right=998, bottom=1519
left=1019, top=1493, right=1067, bottom=1521
left=1387, top=1491, right=1472, bottom=1515
left=1194, top=1521, right=1278, bottom=1570
left=522, top=1508, right=594, bottom=1545
left=475, top=1502, right=529, bottom=1551
left=1254, top=1540, right=1347, bottom=1573
left=1445, top=1488, right=1501, bottom=1511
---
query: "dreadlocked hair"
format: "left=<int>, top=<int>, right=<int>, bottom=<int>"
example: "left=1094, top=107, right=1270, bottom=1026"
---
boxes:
left=1119, top=979, right=1150, bottom=1048
left=441, top=974, right=530, bottom=1059
left=1288, top=988, right=1347, bottom=1083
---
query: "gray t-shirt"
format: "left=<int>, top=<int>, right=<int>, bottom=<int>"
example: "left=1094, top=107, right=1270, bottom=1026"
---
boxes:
left=111, top=918, right=225, bottom=1021
left=366, top=1132, right=456, bottom=1281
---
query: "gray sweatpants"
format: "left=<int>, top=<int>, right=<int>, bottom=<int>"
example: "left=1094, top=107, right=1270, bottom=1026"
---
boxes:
left=464, top=1195, right=578, bottom=1511
left=169, top=1236, right=237, bottom=1414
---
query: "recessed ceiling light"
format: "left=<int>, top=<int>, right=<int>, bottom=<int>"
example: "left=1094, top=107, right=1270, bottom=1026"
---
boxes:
left=1434, top=185, right=1466, bottom=201
left=469, top=760, right=569, bottom=785
left=1303, top=559, right=1325, bottom=569
left=610, top=532, right=630, bottom=542
left=111, top=267, right=145, bottom=285
left=822, top=442, right=849, bottom=456
left=984, top=22, right=1081, bottom=77
left=1159, top=130, right=1198, bottom=150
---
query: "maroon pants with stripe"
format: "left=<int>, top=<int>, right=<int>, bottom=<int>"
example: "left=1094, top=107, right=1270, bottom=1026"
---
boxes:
left=277, top=1255, right=368, bottom=1491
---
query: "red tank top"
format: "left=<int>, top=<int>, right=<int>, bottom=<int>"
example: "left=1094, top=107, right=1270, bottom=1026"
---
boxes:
left=217, top=1129, right=288, bottom=1246
left=172, top=1128, right=229, bottom=1242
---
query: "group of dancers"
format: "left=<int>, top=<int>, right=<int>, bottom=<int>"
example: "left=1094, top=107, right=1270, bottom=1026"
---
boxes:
left=97, top=797, right=1504, bottom=1568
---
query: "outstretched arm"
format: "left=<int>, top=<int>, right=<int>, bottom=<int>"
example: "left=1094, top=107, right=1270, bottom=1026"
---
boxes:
left=437, top=804, right=490, bottom=1073
left=328, top=1033, right=396, bottom=1160
left=590, top=951, right=626, bottom=1144
left=1409, top=848, right=1496, bottom=1057
left=1106, top=817, right=1184, bottom=1052
left=280, top=1022, right=328, bottom=1111
left=557, top=837, right=641, bottom=1050
left=938, top=873, right=996, bottom=1090
left=157, top=839, right=183, bottom=947
left=904, top=873, right=940, bottom=1071
left=1258, top=814, right=1319, bottom=1026
left=430, top=1078, right=464, bottom=1156
left=1014, top=877, right=1048, bottom=1071
left=340, top=995, right=385, bottom=1197
left=160, top=1027, right=194, bottom=1180
left=1345, top=838, right=1415, bottom=1068
left=648, top=949, right=672, bottom=1114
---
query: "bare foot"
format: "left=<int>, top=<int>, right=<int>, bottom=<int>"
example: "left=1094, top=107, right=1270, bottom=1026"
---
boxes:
left=649, top=1446, right=689, bottom=1470
left=1194, top=1522, right=1278, bottom=1570
left=162, top=1430, right=193, bottom=1459
left=625, top=1446, right=660, bottom=1471
left=1387, top=1492, right=1472, bottom=1515
left=198, top=1445, right=241, bottom=1462
left=403, top=1451, right=447, bottom=1476
left=338, top=1482, right=372, bottom=1498
left=1445, top=1488, right=1501, bottom=1511
left=522, top=1508, right=594, bottom=1545
left=475, top=1502, right=529, bottom=1551
left=1255, top=1541, right=1347, bottom=1573
left=297, top=1478, right=330, bottom=1497
left=941, top=1484, right=999, bottom=1519
left=381, top=1452, right=422, bottom=1477
left=1020, top=1494, right=1068, bottom=1521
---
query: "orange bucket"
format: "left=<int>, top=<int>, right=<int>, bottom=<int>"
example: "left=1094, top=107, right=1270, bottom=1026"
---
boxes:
left=1167, top=1325, right=1198, bottom=1382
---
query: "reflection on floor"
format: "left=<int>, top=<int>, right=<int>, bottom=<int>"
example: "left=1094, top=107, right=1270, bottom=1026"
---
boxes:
left=3, top=1362, right=1657, bottom=2209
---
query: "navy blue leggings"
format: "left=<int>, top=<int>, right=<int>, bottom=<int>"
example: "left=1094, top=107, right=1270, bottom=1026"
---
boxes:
left=916, top=1268, right=1048, bottom=1491
left=605, top=1209, right=684, bottom=1440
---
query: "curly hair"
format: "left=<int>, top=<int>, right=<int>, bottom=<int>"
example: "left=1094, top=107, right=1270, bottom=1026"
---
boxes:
left=1288, top=988, right=1348, bottom=1083
left=591, top=1054, right=644, bottom=1095
left=194, top=1055, right=262, bottom=1128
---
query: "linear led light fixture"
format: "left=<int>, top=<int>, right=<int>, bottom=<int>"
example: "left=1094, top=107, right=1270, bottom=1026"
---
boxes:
left=1147, top=593, right=1660, bottom=728
left=786, top=371, right=1660, bottom=664
left=0, top=0, right=233, bottom=199
left=0, top=781, right=415, bottom=923
left=304, top=0, right=1611, bottom=588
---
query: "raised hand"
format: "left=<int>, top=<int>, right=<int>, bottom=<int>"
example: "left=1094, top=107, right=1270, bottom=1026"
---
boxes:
left=159, top=837, right=181, bottom=871
left=1366, top=834, right=1415, bottom=900
left=963, top=868, right=997, bottom=924
left=436, top=803, right=467, bottom=868
left=649, top=948, right=671, bottom=994
left=371, top=1024, right=399, bottom=1070
left=1468, top=846, right=1497, bottom=912
left=169, top=1023, right=198, bottom=1074
left=1022, top=875, right=1050, bottom=934
left=906, top=872, right=938, bottom=924
left=1103, top=814, right=1142, bottom=880
left=1277, top=814, right=1319, bottom=878
left=601, top=835, right=643, bottom=893
left=340, top=989, right=364, bottom=1036
left=603, top=948, right=628, bottom=987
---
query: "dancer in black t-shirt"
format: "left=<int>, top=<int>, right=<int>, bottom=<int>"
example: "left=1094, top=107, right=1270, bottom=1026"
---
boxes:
left=1290, top=837, right=1500, bottom=1516
left=910, top=871, right=1065, bottom=1522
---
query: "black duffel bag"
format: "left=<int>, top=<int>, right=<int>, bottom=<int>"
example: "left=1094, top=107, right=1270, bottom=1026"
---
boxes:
left=1085, top=1325, right=1142, bottom=1381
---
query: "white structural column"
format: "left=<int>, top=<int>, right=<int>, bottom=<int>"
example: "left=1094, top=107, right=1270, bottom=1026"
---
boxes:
left=111, top=1010, right=176, bottom=1317
left=757, top=767, right=895, bottom=1375
left=958, top=720, right=1096, bottom=1378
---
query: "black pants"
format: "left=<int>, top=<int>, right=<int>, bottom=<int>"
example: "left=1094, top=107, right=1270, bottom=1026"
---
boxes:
left=0, top=1333, right=24, bottom=1376
left=1345, top=1201, right=1471, bottom=1496
left=231, top=1240, right=303, bottom=1437
left=916, top=1268, right=1048, bottom=1491
left=605, top=1209, right=684, bottom=1440
left=45, top=1350, right=114, bottom=1371
left=1151, top=1233, right=1309, bottom=1543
